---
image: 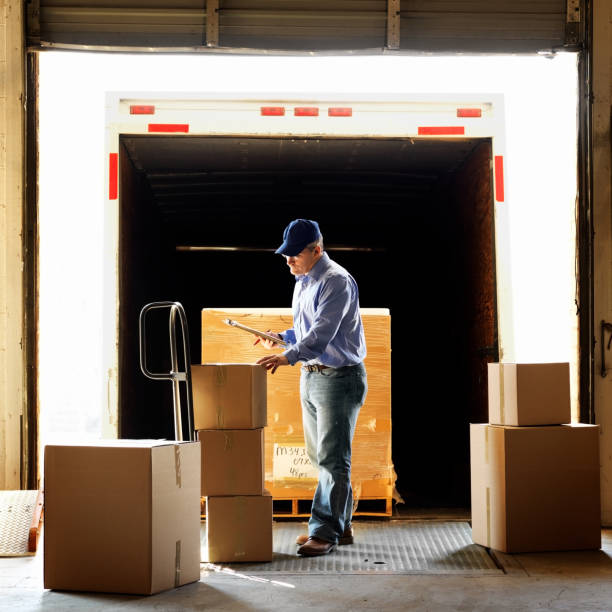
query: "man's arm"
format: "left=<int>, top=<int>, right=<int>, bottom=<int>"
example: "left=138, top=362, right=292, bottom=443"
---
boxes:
left=257, top=277, right=352, bottom=373
left=257, top=352, right=289, bottom=374
left=280, top=329, right=297, bottom=345
left=257, top=328, right=295, bottom=349
left=283, top=276, right=352, bottom=365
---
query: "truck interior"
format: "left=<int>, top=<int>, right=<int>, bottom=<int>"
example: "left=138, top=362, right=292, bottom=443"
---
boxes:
left=118, top=134, right=498, bottom=508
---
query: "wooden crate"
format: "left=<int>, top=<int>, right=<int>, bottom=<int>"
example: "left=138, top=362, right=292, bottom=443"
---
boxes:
left=201, top=308, right=394, bottom=516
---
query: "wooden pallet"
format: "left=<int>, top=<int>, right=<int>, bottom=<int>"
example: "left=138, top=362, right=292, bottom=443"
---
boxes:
left=0, top=490, right=44, bottom=556
left=28, top=491, right=44, bottom=553
left=271, top=496, right=393, bottom=518
left=201, top=496, right=393, bottom=519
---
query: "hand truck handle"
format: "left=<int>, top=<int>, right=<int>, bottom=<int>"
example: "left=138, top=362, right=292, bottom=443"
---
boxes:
left=139, top=301, right=195, bottom=442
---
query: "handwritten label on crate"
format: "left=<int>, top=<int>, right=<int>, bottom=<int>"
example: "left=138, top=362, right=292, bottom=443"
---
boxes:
left=273, top=444, right=318, bottom=481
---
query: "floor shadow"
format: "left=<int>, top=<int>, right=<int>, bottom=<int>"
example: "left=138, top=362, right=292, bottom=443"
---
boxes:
left=41, top=579, right=262, bottom=611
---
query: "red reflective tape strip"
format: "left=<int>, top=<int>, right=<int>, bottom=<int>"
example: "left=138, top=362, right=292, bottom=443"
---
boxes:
left=130, top=105, right=155, bottom=115
left=495, top=156, right=505, bottom=202
left=457, top=108, right=482, bottom=118
left=328, top=107, right=352, bottom=117
left=147, top=124, right=189, bottom=133
left=418, top=126, right=465, bottom=135
left=109, top=153, right=118, bottom=200
left=261, top=106, right=285, bottom=116
left=294, top=107, right=319, bottom=116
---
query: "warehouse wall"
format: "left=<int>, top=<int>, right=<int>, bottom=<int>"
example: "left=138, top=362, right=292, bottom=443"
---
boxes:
left=0, top=0, right=25, bottom=489
left=593, top=0, right=612, bottom=524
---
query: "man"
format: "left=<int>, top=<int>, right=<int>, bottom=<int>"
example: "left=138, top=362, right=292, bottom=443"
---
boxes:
left=256, top=219, right=367, bottom=557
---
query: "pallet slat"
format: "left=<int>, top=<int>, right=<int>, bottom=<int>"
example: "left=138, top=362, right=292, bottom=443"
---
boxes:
left=28, top=491, right=44, bottom=553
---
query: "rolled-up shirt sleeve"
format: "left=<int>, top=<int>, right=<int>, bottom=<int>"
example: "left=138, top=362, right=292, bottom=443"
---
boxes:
left=283, top=275, right=351, bottom=365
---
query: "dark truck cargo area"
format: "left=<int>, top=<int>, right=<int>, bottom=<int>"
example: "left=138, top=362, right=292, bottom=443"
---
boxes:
left=119, top=135, right=497, bottom=508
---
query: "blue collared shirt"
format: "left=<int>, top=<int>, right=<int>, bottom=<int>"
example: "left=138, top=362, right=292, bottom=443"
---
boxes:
left=281, top=252, right=366, bottom=367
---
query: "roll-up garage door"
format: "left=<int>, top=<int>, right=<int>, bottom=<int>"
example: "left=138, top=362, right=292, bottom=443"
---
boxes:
left=27, top=0, right=581, bottom=53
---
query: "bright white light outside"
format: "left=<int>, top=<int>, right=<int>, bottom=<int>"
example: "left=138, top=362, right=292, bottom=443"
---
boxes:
left=38, top=52, right=579, bottom=446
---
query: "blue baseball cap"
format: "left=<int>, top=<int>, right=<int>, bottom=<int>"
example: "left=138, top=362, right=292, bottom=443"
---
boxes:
left=275, top=219, right=321, bottom=256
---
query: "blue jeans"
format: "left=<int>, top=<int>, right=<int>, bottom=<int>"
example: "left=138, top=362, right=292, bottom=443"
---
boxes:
left=300, top=362, right=368, bottom=544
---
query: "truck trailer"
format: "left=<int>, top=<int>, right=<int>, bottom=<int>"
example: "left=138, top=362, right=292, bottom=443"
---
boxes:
left=105, top=92, right=507, bottom=506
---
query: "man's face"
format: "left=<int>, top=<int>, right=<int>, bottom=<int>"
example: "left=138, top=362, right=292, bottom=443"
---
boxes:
left=285, top=246, right=321, bottom=276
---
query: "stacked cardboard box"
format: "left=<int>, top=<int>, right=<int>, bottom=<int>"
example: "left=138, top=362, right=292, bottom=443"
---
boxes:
left=471, top=363, right=601, bottom=553
left=192, top=363, right=273, bottom=563
left=44, top=440, right=201, bottom=594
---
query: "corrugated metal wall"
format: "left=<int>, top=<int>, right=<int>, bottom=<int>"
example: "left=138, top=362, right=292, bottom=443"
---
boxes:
left=27, top=0, right=573, bottom=52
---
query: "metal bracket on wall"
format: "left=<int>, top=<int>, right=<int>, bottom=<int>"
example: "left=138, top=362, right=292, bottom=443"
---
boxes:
left=207, top=0, right=219, bottom=47
left=600, top=320, right=612, bottom=377
left=566, top=0, right=581, bottom=22
left=564, top=0, right=581, bottom=46
left=386, top=0, right=400, bottom=50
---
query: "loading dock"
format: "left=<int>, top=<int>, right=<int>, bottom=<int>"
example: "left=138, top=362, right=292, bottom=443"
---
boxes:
left=3, top=0, right=611, bottom=607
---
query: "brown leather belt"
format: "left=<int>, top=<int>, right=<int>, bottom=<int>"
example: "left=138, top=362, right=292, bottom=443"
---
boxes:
left=302, top=364, right=330, bottom=372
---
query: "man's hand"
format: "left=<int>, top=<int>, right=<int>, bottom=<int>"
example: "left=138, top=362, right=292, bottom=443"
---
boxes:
left=256, top=354, right=289, bottom=374
left=254, top=330, right=282, bottom=349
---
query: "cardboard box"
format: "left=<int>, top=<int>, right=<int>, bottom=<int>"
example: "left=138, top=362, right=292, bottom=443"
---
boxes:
left=487, top=362, right=571, bottom=426
left=470, top=423, right=601, bottom=553
left=205, top=493, right=273, bottom=563
left=44, top=440, right=201, bottom=594
left=199, top=428, right=265, bottom=496
left=201, top=309, right=394, bottom=503
left=192, top=363, right=267, bottom=430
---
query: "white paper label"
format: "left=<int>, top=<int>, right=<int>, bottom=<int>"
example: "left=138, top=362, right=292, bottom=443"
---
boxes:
left=273, top=444, right=318, bottom=480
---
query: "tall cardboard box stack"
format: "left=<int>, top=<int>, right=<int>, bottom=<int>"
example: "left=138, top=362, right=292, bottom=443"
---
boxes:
left=192, top=363, right=273, bottom=563
left=471, top=363, right=601, bottom=553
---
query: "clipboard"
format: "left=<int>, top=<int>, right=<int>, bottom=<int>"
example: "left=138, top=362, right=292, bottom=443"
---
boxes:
left=223, top=318, right=288, bottom=347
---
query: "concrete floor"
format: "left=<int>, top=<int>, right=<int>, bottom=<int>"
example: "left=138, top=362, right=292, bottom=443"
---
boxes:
left=2, top=526, right=612, bottom=611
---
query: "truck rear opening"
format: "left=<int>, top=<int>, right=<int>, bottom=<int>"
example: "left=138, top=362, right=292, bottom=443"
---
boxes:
left=110, top=94, right=504, bottom=506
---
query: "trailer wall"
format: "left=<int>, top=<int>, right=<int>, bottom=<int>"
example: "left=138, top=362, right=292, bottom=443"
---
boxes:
left=593, top=0, right=612, bottom=524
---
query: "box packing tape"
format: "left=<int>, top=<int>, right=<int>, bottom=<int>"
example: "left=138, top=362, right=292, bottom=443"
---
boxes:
left=499, top=366, right=506, bottom=424
left=174, top=445, right=182, bottom=488
left=214, top=366, right=228, bottom=427
left=486, top=487, right=491, bottom=548
left=174, top=540, right=181, bottom=588
left=215, top=366, right=228, bottom=386
left=484, top=427, right=491, bottom=547
left=224, top=432, right=237, bottom=490
left=216, top=405, right=225, bottom=428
